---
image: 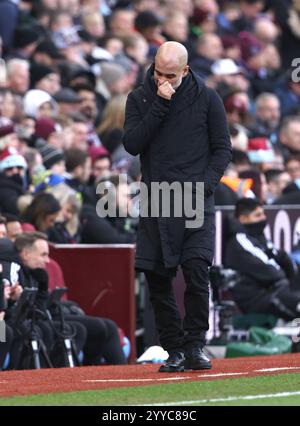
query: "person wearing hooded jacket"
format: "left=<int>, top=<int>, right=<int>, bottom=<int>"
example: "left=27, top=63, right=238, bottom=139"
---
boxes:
left=224, top=197, right=300, bottom=320
left=122, top=41, right=232, bottom=372
left=0, top=149, right=28, bottom=216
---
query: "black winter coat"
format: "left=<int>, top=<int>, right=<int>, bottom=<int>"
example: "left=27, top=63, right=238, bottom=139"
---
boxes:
left=0, top=173, right=25, bottom=215
left=122, top=65, right=232, bottom=275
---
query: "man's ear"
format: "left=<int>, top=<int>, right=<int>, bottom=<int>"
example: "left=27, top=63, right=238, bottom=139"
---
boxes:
left=183, top=65, right=189, bottom=77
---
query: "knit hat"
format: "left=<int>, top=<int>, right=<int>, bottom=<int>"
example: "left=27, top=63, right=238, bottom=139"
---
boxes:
left=191, top=7, right=215, bottom=26
left=23, top=89, right=57, bottom=118
left=30, top=63, right=56, bottom=88
left=13, top=26, right=40, bottom=49
left=88, top=145, right=110, bottom=165
left=0, top=118, right=15, bottom=139
left=0, top=147, right=27, bottom=171
left=99, top=62, right=126, bottom=87
left=239, top=31, right=263, bottom=62
left=247, top=137, right=275, bottom=163
left=35, top=41, right=65, bottom=60
left=38, top=143, right=65, bottom=169
left=35, top=118, right=60, bottom=140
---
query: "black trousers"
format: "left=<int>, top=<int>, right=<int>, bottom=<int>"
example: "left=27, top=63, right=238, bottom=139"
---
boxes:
left=65, top=315, right=126, bottom=365
left=0, top=324, right=14, bottom=369
left=145, top=257, right=210, bottom=353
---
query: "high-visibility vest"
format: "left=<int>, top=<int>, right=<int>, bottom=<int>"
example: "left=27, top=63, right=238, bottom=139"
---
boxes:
left=221, top=176, right=253, bottom=197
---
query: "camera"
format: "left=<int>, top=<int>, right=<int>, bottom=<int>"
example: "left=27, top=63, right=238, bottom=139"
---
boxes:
left=209, top=265, right=241, bottom=344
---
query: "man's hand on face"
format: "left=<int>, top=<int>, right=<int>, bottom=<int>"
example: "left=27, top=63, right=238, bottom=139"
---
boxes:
left=157, top=81, right=175, bottom=100
left=9, top=284, right=23, bottom=301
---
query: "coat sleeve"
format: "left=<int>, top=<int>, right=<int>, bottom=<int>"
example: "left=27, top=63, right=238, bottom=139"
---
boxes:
left=225, top=233, right=288, bottom=287
left=122, top=91, right=171, bottom=156
left=204, top=88, right=232, bottom=197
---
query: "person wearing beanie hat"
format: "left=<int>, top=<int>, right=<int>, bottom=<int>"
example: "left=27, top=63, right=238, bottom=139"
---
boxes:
left=0, top=147, right=28, bottom=215
left=30, top=63, right=61, bottom=95
left=0, top=147, right=27, bottom=172
left=33, top=40, right=65, bottom=66
left=38, top=143, right=65, bottom=175
left=97, top=61, right=128, bottom=98
left=0, top=117, right=19, bottom=152
left=12, top=26, right=40, bottom=59
left=23, top=89, right=58, bottom=119
left=0, top=117, right=15, bottom=139
left=34, top=118, right=57, bottom=141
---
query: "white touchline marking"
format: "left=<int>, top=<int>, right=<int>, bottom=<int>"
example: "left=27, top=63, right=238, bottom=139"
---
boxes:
left=255, top=367, right=300, bottom=372
left=83, top=377, right=190, bottom=383
left=137, top=391, right=300, bottom=406
left=82, top=366, right=300, bottom=385
left=197, top=372, right=247, bottom=378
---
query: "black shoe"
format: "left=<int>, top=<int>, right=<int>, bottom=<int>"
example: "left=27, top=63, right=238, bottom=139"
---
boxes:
left=185, top=347, right=212, bottom=370
left=158, top=351, right=185, bottom=373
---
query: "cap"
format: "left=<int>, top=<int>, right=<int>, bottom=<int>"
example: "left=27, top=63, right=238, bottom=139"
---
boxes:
left=211, top=59, right=243, bottom=76
left=53, top=88, right=82, bottom=103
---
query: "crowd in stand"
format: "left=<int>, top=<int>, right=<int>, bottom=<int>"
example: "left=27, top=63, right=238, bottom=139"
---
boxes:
left=0, top=0, right=299, bottom=240
left=1, top=0, right=300, bottom=368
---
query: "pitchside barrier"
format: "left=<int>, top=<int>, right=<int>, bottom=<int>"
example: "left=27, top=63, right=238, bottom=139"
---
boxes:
left=49, top=206, right=300, bottom=361
left=49, top=244, right=136, bottom=362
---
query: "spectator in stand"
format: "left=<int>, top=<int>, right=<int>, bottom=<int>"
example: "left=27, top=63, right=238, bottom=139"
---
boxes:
left=23, top=89, right=57, bottom=120
left=46, top=182, right=81, bottom=244
left=6, top=59, right=30, bottom=96
left=248, top=93, right=281, bottom=145
left=30, top=63, right=61, bottom=96
left=189, top=33, right=223, bottom=79
left=264, top=169, right=291, bottom=204
left=134, top=10, right=165, bottom=58
left=0, top=147, right=28, bottom=215
left=3, top=213, right=22, bottom=242
left=80, top=172, right=137, bottom=244
left=64, top=148, right=93, bottom=205
left=109, top=8, right=136, bottom=37
left=162, top=11, right=189, bottom=44
left=21, top=192, right=61, bottom=233
left=0, top=89, right=17, bottom=121
left=53, top=88, right=82, bottom=118
left=278, top=116, right=300, bottom=160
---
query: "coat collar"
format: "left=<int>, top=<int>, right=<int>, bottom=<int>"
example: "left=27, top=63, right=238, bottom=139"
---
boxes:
left=143, top=63, right=206, bottom=113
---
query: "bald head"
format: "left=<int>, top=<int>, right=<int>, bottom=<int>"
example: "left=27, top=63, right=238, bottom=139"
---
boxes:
left=154, top=41, right=189, bottom=90
left=156, top=41, right=188, bottom=68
